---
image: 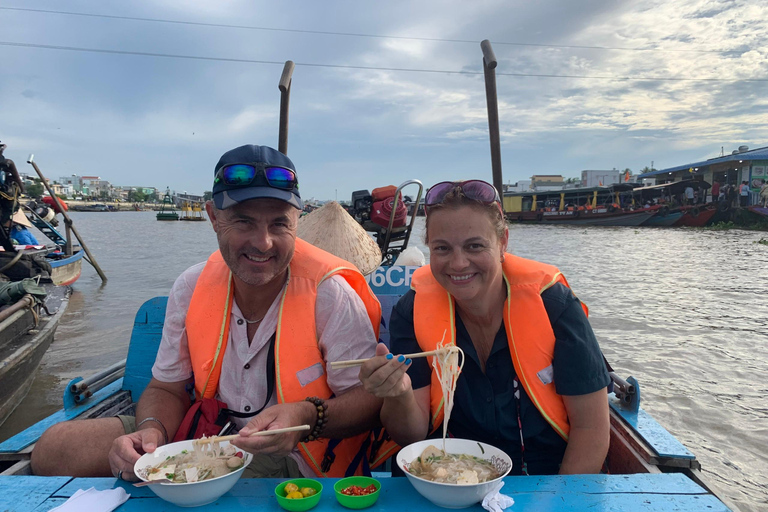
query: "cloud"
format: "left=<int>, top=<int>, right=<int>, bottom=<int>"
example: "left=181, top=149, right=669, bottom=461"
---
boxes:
left=1, top=0, right=766, bottom=197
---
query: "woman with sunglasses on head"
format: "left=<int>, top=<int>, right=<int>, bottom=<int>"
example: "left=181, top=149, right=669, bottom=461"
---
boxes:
left=359, top=180, right=611, bottom=475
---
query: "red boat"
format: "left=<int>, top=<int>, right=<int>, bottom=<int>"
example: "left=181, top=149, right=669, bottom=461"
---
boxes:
left=672, top=205, right=718, bottom=227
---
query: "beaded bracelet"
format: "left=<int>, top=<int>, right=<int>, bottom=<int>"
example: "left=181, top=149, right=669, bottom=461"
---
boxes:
left=302, top=396, right=328, bottom=442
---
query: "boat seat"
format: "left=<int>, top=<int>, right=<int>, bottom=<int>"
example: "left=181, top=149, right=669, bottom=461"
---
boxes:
left=122, top=296, right=168, bottom=401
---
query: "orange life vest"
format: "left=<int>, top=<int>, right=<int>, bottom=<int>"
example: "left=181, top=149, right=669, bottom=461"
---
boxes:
left=185, top=238, right=382, bottom=477
left=411, top=254, right=588, bottom=441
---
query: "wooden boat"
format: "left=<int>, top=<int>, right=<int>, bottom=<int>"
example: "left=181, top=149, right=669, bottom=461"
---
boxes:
left=642, top=208, right=684, bottom=227
left=48, top=249, right=84, bottom=286
left=504, top=184, right=662, bottom=227
left=747, top=205, right=768, bottom=219
left=0, top=284, right=69, bottom=429
left=672, top=205, right=718, bottom=227
left=23, top=207, right=84, bottom=286
left=0, top=269, right=735, bottom=511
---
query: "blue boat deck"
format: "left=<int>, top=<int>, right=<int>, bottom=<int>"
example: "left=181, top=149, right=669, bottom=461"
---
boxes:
left=0, top=473, right=731, bottom=511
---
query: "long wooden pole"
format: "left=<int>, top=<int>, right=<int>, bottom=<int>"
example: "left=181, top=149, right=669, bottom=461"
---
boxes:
left=481, top=40, right=504, bottom=209
left=27, top=155, right=108, bottom=283
left=278, top=60, right=295, bottom=155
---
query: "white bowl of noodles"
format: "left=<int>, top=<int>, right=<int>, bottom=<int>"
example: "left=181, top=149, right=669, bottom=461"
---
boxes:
left=396, top=439, right=512, bottom=509
left=134, top=438, right=252, bottom=507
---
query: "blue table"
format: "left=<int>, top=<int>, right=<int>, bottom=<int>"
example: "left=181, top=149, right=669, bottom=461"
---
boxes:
left=0, top=473, right=730, bottom=511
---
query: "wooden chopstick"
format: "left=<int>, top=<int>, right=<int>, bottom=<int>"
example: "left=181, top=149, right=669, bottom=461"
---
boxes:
left=194, top=424, right=310, bottom=445
left=329, top=348, right=449, bottom=370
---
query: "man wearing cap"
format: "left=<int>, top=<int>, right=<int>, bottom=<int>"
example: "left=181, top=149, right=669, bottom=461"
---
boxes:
left=32, top=145, right=383, bottom=480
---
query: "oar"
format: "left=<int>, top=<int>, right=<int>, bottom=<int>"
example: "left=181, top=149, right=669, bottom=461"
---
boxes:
left=27, top=155, right=108, bottom=283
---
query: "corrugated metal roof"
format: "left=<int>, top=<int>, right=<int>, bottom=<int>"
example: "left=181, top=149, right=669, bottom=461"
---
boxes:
left=638, top=146, right=768, bottom=178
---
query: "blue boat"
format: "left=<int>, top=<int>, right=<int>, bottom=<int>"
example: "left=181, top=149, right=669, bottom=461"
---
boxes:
left=0, top=265, right=735, bottom=511
left=642, top=208, right=685, bottom=227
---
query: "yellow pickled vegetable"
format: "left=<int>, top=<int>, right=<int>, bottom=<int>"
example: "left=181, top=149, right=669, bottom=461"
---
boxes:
left=286, top=491, right=304, bottom=500
left=284, top=483, right=299, bottom=495
left=300, top=487, right=317, bottom=497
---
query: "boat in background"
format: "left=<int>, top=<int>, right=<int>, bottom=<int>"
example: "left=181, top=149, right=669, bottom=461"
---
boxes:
left=22, top=203, right=83, bottom=286
left=673, top=204, right=719, bottom=227
left=504, top=184, right=662, bottom=226
left=156, top=189, right=179, bottom=221
left=747, top=205, right=768, bottom=220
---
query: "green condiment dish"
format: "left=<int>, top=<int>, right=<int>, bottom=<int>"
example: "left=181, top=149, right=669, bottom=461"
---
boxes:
left=274, top=478, right=323, bottom=512
left=333, top=476, right=381, bottom=509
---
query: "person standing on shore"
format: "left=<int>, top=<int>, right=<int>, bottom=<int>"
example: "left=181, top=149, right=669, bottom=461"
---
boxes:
left=760, top=181, right=768, bottom=207
left=739, top=181, right=750, bottom=207
left=711, top=181, right=720, bottom=204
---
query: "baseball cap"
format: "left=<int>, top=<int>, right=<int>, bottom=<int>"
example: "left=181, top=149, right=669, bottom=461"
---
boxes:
left=212, top=144, right=302, bottom=210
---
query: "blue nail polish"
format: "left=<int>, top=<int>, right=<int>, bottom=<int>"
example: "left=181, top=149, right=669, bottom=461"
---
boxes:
left=386, top=354, right=393, bottom=360
left=398, top=355, right=405, bottom=362
left=406, top=358, right=412, bottom=365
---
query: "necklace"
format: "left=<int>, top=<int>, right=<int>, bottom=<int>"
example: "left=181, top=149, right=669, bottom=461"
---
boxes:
left=243, top=315, right=265, bottom=324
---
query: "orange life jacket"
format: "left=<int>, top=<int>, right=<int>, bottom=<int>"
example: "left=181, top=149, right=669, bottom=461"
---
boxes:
left=185, top=238, right=382, bottom=476
left=411, top=254, right=588, bottom=441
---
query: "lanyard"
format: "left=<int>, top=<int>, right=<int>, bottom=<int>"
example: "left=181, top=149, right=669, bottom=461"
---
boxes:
left=512, top=376, right=529, bottom=476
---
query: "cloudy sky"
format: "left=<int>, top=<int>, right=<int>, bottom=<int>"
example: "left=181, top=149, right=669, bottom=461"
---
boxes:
left=2, top=0, right=767, bottom=201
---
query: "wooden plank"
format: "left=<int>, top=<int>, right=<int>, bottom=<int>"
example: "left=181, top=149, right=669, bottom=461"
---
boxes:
left=0, top=475, right=70, bottom=512
left=36, top=491, right=731, bottom=512
left=122, top=297, right=167, bottom=400
left=8, top=475, right=732, bottom=512
left=610, top=409, right=659, bottom=465
left=52, top=474, right=711, bottom=498
left=610, top=402, right=695, bottom=460
left=607, top=423, right=661, bottom=474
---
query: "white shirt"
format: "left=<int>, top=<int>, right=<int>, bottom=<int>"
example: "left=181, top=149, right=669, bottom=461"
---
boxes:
left=152, top=261, right=378, bottom=476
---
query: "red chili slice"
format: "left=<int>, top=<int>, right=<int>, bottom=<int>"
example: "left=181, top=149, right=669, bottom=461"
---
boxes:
left=340, top=484, right=377, bottom=496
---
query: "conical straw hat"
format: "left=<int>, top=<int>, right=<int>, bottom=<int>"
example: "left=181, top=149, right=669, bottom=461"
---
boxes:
left=297, top=201, right=381, bottom=275
left=12, top=209, right=32, bottom=228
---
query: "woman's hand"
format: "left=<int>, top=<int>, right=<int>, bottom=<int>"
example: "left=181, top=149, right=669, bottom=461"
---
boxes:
left=358, top=343, right=413, bottom=399
left=108, top=428, right=165, bottom=482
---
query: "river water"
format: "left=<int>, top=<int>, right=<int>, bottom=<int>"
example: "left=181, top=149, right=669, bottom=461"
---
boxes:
left=1, top=212, right=766, bottom=511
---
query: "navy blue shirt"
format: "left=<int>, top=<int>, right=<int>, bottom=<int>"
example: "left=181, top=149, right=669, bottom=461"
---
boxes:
left=390, top=283, right=610, bottom=475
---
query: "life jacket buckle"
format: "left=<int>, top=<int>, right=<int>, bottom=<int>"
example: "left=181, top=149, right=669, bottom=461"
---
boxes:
left=321, top=450, right=336, bottom=473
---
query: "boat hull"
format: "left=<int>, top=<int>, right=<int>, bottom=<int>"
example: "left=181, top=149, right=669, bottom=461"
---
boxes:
left=49, top=250, right=84, bottom=286
left=542, top=210, right=655, bottom=226
left=0, top=286, right=69, bottom=428
left=747, top=205, right=768, bottom=219
left=642, top=211, right=684, bottom=227
left=672, top=207, right=718, bottom=227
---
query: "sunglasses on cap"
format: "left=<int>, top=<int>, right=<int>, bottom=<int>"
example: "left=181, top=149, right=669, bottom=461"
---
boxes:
left=425, top=180, right=502, bottom=214
left=214, top=163, right=298, bottom=190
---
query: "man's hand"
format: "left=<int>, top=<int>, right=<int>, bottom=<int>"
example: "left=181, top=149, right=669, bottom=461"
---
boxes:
left=232, top=402, right=316, bottom=457
left=108, top=428, right=165, bottom=482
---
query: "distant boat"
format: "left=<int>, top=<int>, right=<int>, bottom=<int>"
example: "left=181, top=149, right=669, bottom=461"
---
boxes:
left=672, top=205, right=718, bottom=227
left=747, top=205, right=768, bottom=219
left=156, top=189, right=179, bottom=221
left=504, top=184, right=661, bottom=227
left=23, top=204, right=84, bottom=286
left=70, top=203, right=111, bottom=212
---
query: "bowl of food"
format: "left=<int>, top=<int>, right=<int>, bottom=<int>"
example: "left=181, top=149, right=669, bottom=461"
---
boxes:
left=134, top=438, right=252, bottom=507
left=396, top=438, right=512, bottom=509
left=274, top=478, right=323, bottom=511
left=333, top=476, right=381, bottom=509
